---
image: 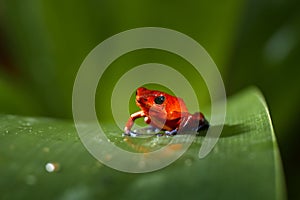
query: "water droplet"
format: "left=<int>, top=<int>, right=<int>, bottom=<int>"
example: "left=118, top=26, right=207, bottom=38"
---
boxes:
left=42, top=147, right=50, bottom=153
left=7, top=115, right=15, bottom=120
left=45, top=162, right=60, bottom=172
left=25, top=175, right=37, bottom=185
left=20, top=121, right=32, bottom=127
left=138, top=160, right=146, bottom=168
left=184, top=158, right=193, bottom=167
left=150, top=141, right=157, bottom=147
left=105, top=154, right=112, bottom=161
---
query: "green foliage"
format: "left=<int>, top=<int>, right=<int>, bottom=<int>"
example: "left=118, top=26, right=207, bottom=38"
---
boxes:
left=0, top=88, right=285, bottom=200
left=0, top=0, right=244, bottom=118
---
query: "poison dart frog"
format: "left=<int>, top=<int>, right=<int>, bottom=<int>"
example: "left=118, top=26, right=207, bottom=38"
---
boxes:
left=124, top=87, right=209, bottom=136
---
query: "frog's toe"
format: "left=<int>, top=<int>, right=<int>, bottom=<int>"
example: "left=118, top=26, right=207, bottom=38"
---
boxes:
left=165, top=129, right=177, bottom=136
left=155, top=133, right=164, bottom=137
left=122, top=131, right=138, bottom=137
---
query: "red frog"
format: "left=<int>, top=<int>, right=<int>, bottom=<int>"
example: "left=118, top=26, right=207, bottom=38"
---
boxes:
left=124, top=87, right=209, bottom=136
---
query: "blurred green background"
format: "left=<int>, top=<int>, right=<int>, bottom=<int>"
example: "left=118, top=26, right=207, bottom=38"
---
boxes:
left=0, top=0, right=299, bottom=199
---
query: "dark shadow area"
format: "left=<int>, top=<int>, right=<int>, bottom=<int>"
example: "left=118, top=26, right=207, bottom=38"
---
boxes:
left=129, top=124, right=248, bottom=138
left=197, top=124, right=248, bottom=138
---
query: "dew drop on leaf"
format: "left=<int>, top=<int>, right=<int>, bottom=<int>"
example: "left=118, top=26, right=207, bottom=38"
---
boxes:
left=45, top=162, right=60, bottom=172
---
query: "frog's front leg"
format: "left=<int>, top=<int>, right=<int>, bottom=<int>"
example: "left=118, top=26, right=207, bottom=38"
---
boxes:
left=124, top=111, right=146, bottom=136
left=164, top=129, right=178, bottom=136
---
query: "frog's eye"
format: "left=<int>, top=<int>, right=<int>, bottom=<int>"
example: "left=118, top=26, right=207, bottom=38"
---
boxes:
left=154, top=96, right=165, bottom=105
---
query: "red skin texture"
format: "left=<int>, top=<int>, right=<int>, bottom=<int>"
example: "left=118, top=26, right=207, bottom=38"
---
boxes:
left=124, top=87, right=208, bottom=135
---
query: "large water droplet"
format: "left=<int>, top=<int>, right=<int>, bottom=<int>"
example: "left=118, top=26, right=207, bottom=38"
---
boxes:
left=45, top=162, right=60, bottom=173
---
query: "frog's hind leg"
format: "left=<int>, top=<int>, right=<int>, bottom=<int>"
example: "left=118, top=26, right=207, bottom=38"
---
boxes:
left=197, top=118, right=209, bottom=132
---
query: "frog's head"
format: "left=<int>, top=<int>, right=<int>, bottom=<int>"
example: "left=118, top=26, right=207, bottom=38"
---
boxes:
left=135, top=87, right=166, bottom=111
left=135, top=87, right=188, bottom=115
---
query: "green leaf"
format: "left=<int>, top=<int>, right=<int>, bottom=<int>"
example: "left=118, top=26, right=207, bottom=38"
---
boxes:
left=0, top=88, right=286, bottom=200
